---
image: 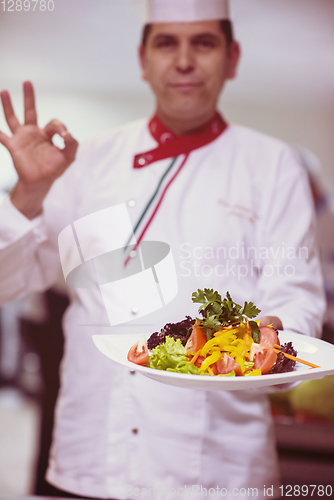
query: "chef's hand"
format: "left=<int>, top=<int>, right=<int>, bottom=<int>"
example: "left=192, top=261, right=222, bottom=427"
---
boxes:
left=0, top=81, right=78, bottom=220
left=259, top=316, right=283, bottom=330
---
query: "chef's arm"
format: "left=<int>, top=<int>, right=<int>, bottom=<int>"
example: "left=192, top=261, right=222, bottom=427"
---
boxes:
left=256, top=147, right=326, bottom=337
left=0, top=196, right=62, bottom=304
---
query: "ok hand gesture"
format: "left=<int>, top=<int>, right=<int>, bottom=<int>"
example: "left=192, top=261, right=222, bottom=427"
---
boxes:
left=0, top=81, right=78, bottom=219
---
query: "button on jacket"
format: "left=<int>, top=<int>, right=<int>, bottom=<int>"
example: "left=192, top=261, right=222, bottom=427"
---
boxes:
left=0, top=120, right=325, bottom=499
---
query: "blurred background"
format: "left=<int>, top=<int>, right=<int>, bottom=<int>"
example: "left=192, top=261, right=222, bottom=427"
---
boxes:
left=0, top=0, right=334, bottom=496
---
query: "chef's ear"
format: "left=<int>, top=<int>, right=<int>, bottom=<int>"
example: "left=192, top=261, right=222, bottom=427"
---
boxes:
left=139, top=45, right=148, bottom=82
left=226, top=40, right=241, bottom=80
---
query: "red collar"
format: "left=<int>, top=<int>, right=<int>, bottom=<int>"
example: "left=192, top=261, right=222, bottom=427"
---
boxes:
left=134, top=112, right=228, bottom=168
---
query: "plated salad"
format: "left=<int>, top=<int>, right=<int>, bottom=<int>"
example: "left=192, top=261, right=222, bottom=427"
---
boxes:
left=127, top=289, right=318, bottom=377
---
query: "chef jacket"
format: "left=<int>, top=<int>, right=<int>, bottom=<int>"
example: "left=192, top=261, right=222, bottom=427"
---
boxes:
left=0, top=118, right=326, bottom=499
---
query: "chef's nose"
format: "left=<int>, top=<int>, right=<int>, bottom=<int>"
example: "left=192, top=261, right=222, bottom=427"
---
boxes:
left=175, top=42, right=195, bottom=73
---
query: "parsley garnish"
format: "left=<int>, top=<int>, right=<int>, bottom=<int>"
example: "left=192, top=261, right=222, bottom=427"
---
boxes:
left=192, top=289, right=261, bottom=342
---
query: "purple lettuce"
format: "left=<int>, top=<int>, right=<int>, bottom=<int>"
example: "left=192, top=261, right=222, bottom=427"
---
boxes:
left=268, top=342, right=297, bottom=374
left=147, top=316, right=195, bottom=350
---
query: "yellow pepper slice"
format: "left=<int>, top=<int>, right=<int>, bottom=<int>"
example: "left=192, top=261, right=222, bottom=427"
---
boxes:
left=214, top=328, right=239, bottom=337
left=200, top=338, right=220, bottom=357
left=235, top=354, right=245, bottom=372
left=221, top=345, right=238, bottom=354
left=200, top=351, right=222, bottom=372
left=216, top=333, right=237, bottom=347
left=245, top=369, right=262, bottom=377
left=200, top=333, right=235, bottom=356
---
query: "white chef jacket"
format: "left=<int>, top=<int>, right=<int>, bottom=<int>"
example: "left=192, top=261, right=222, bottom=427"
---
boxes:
left=0, top=119, right=325, bottom=500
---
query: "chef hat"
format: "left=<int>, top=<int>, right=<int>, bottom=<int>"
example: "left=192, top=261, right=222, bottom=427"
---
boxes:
left=147, top=0, right=230, bottom=23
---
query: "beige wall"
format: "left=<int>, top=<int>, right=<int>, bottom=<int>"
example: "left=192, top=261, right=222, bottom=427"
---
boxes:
left=221, top=99, right=334, bottom=192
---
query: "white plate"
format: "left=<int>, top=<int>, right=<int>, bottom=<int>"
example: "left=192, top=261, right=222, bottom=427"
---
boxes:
left=92, top=330, right=334, bottom=391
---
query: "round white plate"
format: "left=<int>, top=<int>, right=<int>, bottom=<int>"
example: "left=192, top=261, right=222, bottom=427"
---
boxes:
left=92, top=330, right=334, bottom=391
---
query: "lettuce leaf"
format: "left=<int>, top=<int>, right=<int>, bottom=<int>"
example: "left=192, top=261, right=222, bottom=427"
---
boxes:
left=216, top=371, right=236, bottom=377
left=148, top=336, right=202, bottom=375
left=166, top=365, right=205, bottom=375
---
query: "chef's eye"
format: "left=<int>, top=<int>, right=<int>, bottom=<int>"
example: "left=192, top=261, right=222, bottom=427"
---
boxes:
left=154, top=37, right=177, bottom=48
left=197, top=40, right=214, bottom=47
left=193, top=37, right=219, bottom=49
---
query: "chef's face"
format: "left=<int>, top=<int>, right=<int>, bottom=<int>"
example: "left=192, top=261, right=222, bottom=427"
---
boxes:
left=139, top=20, right=240, bottom=128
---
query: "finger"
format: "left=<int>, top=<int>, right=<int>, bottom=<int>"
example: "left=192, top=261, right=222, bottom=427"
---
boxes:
left=44, top=119, right=68, bottom=140
left=0, top=130, right=12, bottom=150
left=259, top=316, right=283, bottom=330
left=23, top=81, right=38, bottom=125
left=63, top=132, right=79, bottom=163
left=0, top=90, right=21, bottom=133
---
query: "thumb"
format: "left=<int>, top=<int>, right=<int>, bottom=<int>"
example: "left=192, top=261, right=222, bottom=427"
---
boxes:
left=259, top=316, right=283, bottom=330
left=63, top=132, right=79, bottom=163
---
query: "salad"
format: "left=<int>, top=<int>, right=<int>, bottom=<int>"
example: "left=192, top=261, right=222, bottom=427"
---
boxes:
left=127, top=289, right=316, bottom=377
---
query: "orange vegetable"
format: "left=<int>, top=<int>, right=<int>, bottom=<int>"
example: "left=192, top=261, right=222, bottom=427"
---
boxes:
left=185, top=322, right=207, bottom=354
left=188, top=349, right=202, bottom=365
left=272, top=344, right=320, bottom=369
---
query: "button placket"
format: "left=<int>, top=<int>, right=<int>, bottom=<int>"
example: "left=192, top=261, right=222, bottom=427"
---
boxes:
left=127, top=377, right=140, bottom=486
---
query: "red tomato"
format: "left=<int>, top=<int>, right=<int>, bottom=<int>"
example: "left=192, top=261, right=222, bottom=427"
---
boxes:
left=215, top=353, right=242, bottom=376
left=127, top=338, right=149, bottom=366
left=185, top=324, right=207, bottom=354
left=194, top=356, right=205, bottom=368
left=210, top=364, right=218, bottom=375
left=259, top=326, right=280, bottom=347
left=251, top=344, right=277, bottom=374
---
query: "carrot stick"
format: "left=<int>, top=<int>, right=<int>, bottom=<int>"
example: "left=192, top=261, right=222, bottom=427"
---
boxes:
left=262, top=344, right=320, bottom=369
left=188, top=349, right=201, bottom=365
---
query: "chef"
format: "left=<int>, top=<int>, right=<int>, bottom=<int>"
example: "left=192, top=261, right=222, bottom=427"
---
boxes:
left=0, top=0, right=325, bottom=499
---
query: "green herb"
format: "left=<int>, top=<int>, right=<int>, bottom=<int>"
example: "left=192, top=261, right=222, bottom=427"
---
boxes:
left=192, top=289, right=261, bottom=342
left=249, top=320, right=260, bottom=343
left=243, top=302, right=261, bottom=319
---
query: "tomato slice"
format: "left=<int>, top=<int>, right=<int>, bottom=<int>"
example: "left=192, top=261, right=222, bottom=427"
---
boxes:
left=259, top=326, right=280, bottom=347
left=215, top=353, right=242, bottom=376
left=194, top=356, right=205, bottom=368
left=250, top=344, right=277, bottom=374
left=185, top=323, right=207, bottom=354
left=127, top=337, right=149, bottom=366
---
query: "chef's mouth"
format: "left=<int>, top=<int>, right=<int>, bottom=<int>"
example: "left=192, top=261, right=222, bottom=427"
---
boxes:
left=168, top=82, right=203, bottom=89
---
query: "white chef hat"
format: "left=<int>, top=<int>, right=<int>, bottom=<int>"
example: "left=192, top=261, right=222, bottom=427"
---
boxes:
left=147, top=0, right=230, bottom=24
